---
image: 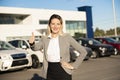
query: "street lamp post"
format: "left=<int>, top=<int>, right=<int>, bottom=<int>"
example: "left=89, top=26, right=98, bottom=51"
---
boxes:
left=112, top=0, right=117, bottom=36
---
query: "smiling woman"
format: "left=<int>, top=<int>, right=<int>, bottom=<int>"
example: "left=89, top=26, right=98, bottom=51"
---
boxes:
left=29, top=14, right=87, bottom=80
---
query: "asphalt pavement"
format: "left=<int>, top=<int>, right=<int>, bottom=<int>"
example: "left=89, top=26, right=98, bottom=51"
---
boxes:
left=0, top=55, right=120, bottom=80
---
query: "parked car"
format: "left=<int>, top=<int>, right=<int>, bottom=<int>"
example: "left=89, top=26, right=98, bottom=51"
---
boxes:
left=110, top=36, right=120, bottom=42
left=70, top=46, right=92, bottom=62
left=95, top=37, right=120, bottom=55
left=8, top=39, right=43, bottom=68
left=0, top=40, right=32, bottom=72
left=75, top=38, right=115, bottom=58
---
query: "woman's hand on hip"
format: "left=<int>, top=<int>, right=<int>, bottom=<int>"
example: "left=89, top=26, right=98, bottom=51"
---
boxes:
left=61, top=61, right=74, bottom=70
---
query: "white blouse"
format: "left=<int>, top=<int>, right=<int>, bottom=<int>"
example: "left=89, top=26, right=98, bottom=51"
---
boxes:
left=47, top=36, right=60, bottom=62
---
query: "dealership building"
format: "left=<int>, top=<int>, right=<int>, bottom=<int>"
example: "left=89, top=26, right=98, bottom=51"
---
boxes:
left=0, top=6, right=93, bottom=41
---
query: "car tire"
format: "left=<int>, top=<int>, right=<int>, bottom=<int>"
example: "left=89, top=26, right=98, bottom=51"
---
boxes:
left=105, top=54, right=111, bottom=57
left=31, top=55, right=40, bottom=68
left=91, top=51, right=99, bottom=59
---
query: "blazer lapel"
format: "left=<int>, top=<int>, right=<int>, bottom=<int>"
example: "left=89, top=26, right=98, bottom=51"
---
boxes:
left=45, top=36, right=50, bottom=54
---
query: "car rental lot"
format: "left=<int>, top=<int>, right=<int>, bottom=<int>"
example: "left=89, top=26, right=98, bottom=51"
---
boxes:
left=0, top=55, right=120, bottom=80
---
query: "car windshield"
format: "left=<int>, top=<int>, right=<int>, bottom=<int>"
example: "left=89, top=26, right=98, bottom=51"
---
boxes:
left=105, top=38, right=118, bottom=43
left=0, top=41, right=15, bottom=50
left=90, top=39, right=102, bottom=45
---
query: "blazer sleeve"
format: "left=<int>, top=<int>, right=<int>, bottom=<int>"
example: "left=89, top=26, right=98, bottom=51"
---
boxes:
left=68, top=34, right=87, bottom=69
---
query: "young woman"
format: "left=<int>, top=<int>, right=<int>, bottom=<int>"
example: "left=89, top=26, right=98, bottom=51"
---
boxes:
left=29, top=14, right=87, bottom=80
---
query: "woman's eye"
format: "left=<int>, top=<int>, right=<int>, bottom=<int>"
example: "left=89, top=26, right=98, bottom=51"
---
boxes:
left=57, top=23, right=60, bottom=25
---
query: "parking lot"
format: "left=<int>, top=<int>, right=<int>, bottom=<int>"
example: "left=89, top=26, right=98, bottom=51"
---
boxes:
left=0, top=55, right=120, bottom=80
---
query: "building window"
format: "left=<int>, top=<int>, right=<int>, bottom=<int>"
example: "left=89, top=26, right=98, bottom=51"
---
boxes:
left=0, top=14, right=29, bottom=24
left=66, top=21, right=86, bottom=37
left=0, top=14, right=14, bottom=24
left=39, top=20, right=48, bottom=24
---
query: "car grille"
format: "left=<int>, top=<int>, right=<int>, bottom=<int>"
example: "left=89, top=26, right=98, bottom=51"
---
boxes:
left=107, top=47, right=114, bottom=52
left=11, top=53, right=26, bottom=59
left=12, top=59, right=28, bottom=67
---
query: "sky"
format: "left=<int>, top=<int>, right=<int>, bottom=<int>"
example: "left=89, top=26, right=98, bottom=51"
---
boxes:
left=0, top=0, right=120, bottom=31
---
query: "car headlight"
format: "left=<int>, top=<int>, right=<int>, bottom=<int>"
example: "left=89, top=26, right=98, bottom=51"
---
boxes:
left=0, top=55, right=11, bottom=59
left=26, top=52, right=31, bottom=55
left=99, top=47, right=102, bottom=50
left=99, top=47, right=106, bottom=51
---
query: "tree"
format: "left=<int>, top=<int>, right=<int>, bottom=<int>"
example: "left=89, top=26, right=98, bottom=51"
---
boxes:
left=106, top=28, right=114, bottom=36
left=94, top=27, right=105, bottom=37
left=106, top=27, right=120, bottom=36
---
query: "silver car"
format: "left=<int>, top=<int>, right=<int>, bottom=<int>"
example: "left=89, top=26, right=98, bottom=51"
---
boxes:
left=8, top=39, right=43, bottom=68
left=0, top=40, right=32, bottom=72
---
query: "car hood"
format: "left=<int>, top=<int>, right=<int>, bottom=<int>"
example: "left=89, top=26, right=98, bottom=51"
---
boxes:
left=0, top=49, right=27, bottom=55
left=112, top=42, right=120, bottom=44
left=94, top=44, right=113, bottom=48
left=84, top=47, right=92, bottom=51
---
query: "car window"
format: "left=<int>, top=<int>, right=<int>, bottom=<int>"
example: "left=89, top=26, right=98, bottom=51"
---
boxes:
left=95, top=38, right=102, bottom=42
left=0, top=41, right=15, bottom=50
left=78, top=39, right=88, bottom=46
left=17, top=40, right=22, bottom=48
left=9, top=40, right=19, bottom=47
left=22, top=41, right=29, bottom=48
left=105, top=38, right=118, bottom=43
left=92, top=39, right=101, bottom=44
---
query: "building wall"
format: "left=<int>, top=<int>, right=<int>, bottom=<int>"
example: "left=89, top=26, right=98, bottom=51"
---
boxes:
left=0, top=7, right=87, bottom=41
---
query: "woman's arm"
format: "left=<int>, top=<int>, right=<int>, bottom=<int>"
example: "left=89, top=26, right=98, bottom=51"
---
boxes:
left=68, top=35, right=87, bottom=69
left=29, top=32, right=43, bottom=51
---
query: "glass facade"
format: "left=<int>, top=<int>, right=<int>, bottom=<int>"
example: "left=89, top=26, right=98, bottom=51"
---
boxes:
left=39, top=20, right=87, bottom=37
left=39, top=20, right=48, bottom=24
left=0, top=14, right=15, bottom=24
left=0, top=14, right=28, bottom=24
left=66, top=21, right=86, bottom=37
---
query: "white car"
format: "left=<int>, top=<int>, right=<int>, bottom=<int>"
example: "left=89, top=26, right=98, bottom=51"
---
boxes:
left=0, top=40, right=32, bottom=72
left=8, top=39, right=43, bottom=68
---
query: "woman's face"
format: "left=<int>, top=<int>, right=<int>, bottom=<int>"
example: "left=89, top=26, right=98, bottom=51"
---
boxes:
left=50, top=18, right=62, bottom=34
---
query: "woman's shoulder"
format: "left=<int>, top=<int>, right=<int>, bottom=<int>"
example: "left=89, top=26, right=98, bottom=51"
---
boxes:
left=39, top=35, right=47, bottom=40
left=61, top=33, right=73, bottom=39
left=62, top=33, right=71, bottom=37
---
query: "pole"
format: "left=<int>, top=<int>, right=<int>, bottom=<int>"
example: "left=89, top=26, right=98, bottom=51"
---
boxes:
left=112, top=0, right=117, bottom=36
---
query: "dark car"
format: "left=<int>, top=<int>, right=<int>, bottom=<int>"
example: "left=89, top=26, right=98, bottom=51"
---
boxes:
left=110, top=36, right=120, bottom=42
left=75, top=38, right=115, bottom=58
left=95, top=37, right=120, bottom=55
left=70, top=46, right=92, bottom=62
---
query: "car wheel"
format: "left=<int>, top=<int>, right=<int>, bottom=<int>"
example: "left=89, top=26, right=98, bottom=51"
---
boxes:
left=84, top=56, right=89, bottom=61
left=91, top=51, right=98, bottom=59
left=84, top=53, right=90, bottom=61
left=31, top=55, right=40, bottom=68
